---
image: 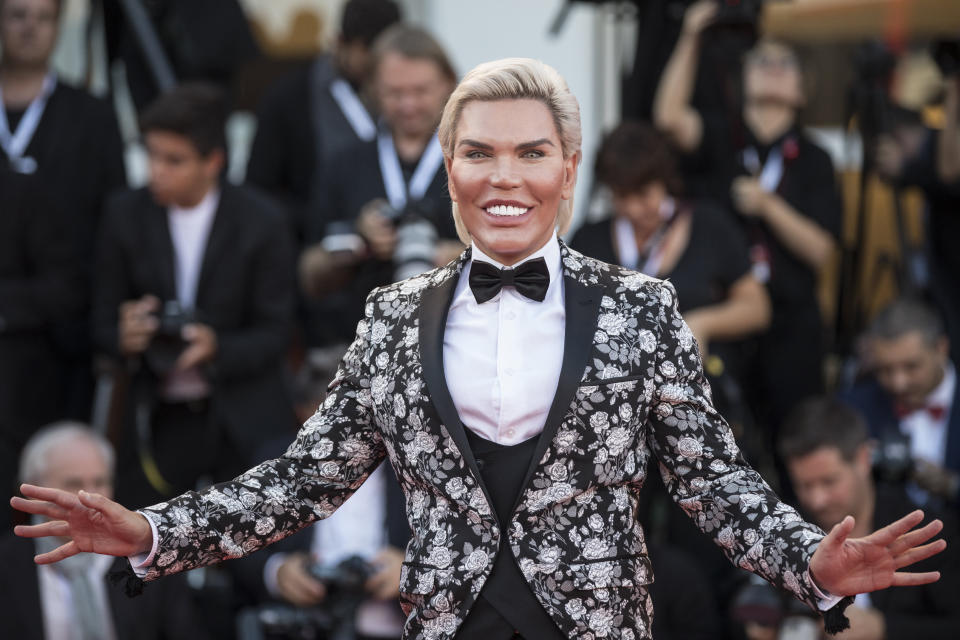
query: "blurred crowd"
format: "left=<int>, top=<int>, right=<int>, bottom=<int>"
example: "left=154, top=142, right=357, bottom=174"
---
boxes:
left=1, top=0, right=958, bottom=639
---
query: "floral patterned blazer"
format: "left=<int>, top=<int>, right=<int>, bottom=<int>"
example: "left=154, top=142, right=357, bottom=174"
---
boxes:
left=137, top=241, right=827, bottom=640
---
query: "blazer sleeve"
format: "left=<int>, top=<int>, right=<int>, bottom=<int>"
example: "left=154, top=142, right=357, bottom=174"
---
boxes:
left=136, top=290, right=387, bottom=581
left=643, top=279, right=827, bottom=610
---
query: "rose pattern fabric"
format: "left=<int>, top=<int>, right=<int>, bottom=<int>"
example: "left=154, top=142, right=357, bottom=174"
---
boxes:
left=137, top=241, right=826, bottom=639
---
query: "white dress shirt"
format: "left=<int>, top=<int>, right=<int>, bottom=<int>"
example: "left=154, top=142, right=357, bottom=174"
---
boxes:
left=444, top=235, right=565, bottom=445
left=167, top=189, right=219, bottom=310
left=39, top=554, right=116, bottom=640
left=899, top=363, right=955, bottom=467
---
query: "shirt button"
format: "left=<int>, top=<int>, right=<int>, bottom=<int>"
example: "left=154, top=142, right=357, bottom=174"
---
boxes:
left=506, top=428, right=516, bottom=438
left=505, top=368, right=515, bottom=376
left=506, top=311, right=517, bottom=320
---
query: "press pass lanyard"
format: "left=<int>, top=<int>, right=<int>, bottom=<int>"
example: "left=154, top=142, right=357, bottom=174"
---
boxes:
left=741, top=144, right=784, bottom=193
left=0, top=72, right=57, bottom=174
left=740, top=144, right=785, bottom=284
left=614, top=196, right=678, bottom=276
left=377, top=128, right=444, bottom=211
left=329, top=77, right=376, bottom=142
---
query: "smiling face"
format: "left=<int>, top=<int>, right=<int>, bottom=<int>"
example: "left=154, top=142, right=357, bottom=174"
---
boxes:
left=445, top=99, right=578, bottom=266
left=0, top=0, right=59, bottom=69
left=376, top=52, right=454, bottom=142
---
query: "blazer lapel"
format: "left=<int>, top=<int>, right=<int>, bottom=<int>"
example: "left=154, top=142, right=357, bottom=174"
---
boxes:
left=512, top=251, right=603, bottom=514
left=419, top=250, right=498, bottom=519
left=196, top=186, right=233, bottom=306
left=146, top=202, right=177, bottom=301
left=945, top=383, right=960, bottom=472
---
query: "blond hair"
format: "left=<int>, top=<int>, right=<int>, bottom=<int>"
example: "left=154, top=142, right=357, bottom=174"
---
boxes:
left=437, top=58, right=582, bottom=244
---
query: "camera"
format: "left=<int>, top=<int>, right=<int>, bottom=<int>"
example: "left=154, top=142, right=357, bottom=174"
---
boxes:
left=237, top=556, right=376, bottom=640
left=932, top=39, right=960, bottom=77
left=872, top=428, right=912, bottom=485
left=144, top=300, right=196, bottom=376
left=711, top=0, right=763, bottom=29
left=376, top=200, right=439, bottom=281
left=307, top=554, right=375, bottom=601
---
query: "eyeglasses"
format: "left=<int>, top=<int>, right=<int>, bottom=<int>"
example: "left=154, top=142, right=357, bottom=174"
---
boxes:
left=746, top=53, right=800, bottom=71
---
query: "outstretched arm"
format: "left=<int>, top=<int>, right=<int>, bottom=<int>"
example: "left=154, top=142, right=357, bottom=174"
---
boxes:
left=11, top=485, right=152, bottom=563
left=809, top=510, right=945, bottom=596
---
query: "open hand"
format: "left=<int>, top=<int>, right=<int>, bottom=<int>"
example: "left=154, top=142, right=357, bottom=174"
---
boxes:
left=809, top=510, right=945, bottom=597
left=10, top=484, right=153, bottom=564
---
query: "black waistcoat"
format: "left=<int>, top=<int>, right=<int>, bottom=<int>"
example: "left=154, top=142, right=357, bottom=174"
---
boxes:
left=457, top=428, right=567, bottom=640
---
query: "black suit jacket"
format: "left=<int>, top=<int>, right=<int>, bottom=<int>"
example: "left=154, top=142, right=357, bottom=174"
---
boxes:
left=840, top=377, right=960, bottom=474
left=247, top=56, right=367, bottom=242
left=868, top=484, right=960, bottom=639
left=91, top=184, right=296, bottom=459
left=0, top=534, right=208, bottom=640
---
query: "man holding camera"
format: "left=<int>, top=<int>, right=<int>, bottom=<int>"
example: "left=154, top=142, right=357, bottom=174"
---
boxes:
left=92, top=83, right=295, bottom=508
left=776, top=398, right=958, bottom=640
left=841, top=299, right=960, bottom=511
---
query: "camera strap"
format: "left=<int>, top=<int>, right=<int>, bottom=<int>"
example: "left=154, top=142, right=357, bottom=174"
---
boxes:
left=377, top=128, right=444, bottom=211
left=329, top=77, right=377, bottom=142
left=613, top=196, right=680, bottom=276
left=0, top=72, right=57, bottom=175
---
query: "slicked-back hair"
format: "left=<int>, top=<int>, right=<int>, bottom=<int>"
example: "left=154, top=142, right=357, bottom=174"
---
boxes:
left=340, top=0, right=401, bottom=47
left=866, top=298, right=946, bottom=348
left=139, top=82, right=228, bottom=157
left=19, top=422, right=115, bottom=486
left=370, top=24, right=456, bottom=86
left=777, top=397, right=869, bottom=464
left=438, top=58, right=582, bottom=244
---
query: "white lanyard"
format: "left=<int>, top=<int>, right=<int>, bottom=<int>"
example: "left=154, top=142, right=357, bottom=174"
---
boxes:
left=329, top=78, right=376, bottom=142
left=0, top=73, right=57, bottom=174
left=377, top=129, right=444, bottom=211
left=742, top=144, right=784, bottom=193
left=614, top=196, right=677, bottom=275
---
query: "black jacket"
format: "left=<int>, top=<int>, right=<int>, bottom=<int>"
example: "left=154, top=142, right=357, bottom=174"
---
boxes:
left=91, top=184, right=296, bottom=459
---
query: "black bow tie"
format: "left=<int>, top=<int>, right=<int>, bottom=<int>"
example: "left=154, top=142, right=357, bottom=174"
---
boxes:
left=468, top=257, right=550, bottom=304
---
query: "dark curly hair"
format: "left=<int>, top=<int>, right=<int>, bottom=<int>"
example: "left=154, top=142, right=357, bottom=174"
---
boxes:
left=594, top=121, right=683, bottom=196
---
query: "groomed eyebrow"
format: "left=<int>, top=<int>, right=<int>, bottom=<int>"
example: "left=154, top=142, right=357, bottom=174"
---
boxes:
left=457, top=138, right=556, bottom=151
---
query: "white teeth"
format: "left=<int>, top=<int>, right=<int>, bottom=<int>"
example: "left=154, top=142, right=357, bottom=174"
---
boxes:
left=485, top=205, right=530, bottom=217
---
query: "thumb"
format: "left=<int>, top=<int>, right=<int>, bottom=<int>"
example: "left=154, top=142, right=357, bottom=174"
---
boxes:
left=825, top=515, right=855, bottom=548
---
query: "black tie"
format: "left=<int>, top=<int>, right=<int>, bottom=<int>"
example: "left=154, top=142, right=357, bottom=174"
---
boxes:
left=468, top=257, right=550, bottom=304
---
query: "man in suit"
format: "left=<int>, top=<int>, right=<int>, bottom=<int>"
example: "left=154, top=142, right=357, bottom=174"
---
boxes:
left=1, top=0, right=127, bottom=426
left=841, top=299, right=960, bottom=508
left=778, top=398, right=959, bottom=639
left=0, top=421, right=208, bottom=640
left=92, top=83, right=295, bottom=508
left=0, top=168, right=82, bottom=529
left=12, top=59, right=947, bottom=640
left=246, top=0, right=402, bottom=241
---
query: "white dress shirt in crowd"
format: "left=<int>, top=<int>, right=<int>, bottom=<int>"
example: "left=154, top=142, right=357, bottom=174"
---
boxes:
left=167, top=188, right=219, bottom=310
left=444, top=235, right=565, bottom=445
left=161, top=188, right=219, bottom=401
left=899, top=363, right=955, bottom=468
left=263, top=464, right=404, bottom=638
left=39, top=553, right=116, bottom=640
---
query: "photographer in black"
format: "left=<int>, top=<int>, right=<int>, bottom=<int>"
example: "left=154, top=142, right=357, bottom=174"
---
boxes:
left=92, top=83, right=296, bottom=508
left=773, top=398, right=959, bottom=640
left=298, top=25, right=462, bottom=364
left=654, top=0, right=843, bottom=491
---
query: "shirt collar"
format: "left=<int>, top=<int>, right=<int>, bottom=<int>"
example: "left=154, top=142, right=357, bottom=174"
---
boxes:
left=169, top=187, right=220, bottom=218
left=927, top=362, right=956, bottom=411
left=469, top=233, right=562, bottom=284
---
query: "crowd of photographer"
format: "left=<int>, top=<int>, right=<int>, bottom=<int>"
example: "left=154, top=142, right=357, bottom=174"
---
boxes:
left=2, top=0, right=959, bottom=639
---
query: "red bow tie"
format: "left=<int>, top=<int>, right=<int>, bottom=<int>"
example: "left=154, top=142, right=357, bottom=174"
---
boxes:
left=895, top=403, right=947, bottom=421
